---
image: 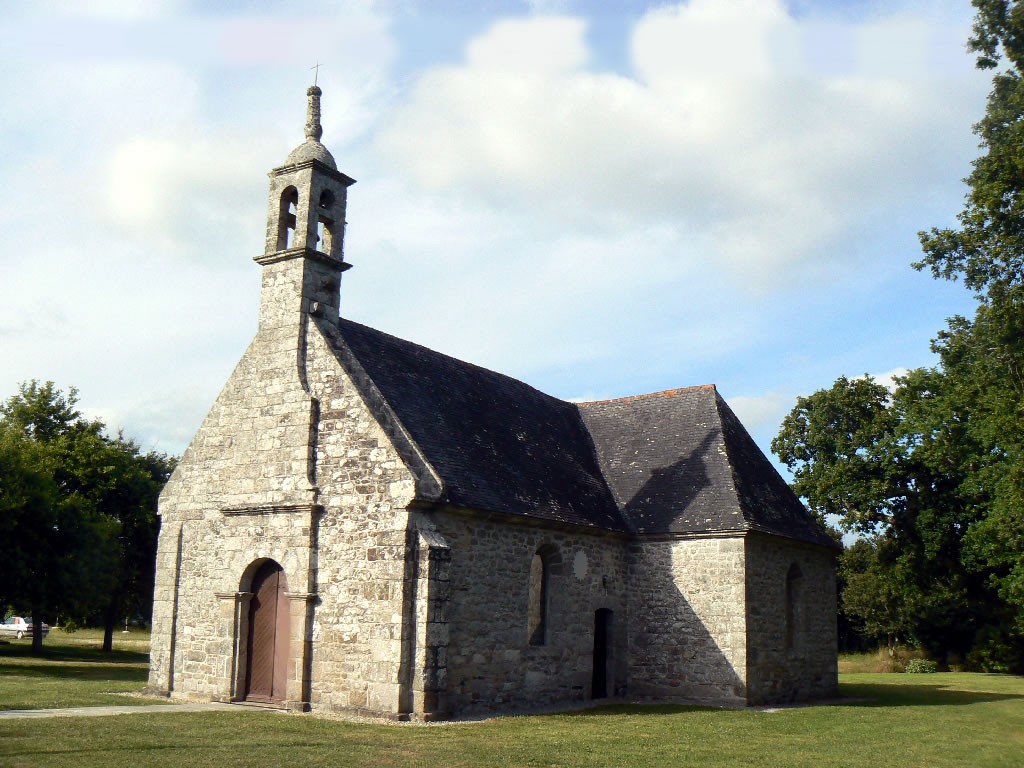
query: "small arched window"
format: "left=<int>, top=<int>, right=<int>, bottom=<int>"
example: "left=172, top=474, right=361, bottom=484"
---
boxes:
left=277, top=187, right=299, bottom=250
left=528, top=545, right=559, bottom=646
left=785, top=562, right=804, bottom=651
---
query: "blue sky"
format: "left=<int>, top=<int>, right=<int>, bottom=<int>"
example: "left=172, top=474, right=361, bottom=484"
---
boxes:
left=0, top=0, right=989, bottom=469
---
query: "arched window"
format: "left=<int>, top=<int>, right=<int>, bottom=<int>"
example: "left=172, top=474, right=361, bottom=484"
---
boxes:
left=785, top=562, right=803, bottom=651
left=277, top=187, right=298, bottom=250
left=528, top=545, right=559, bottom=646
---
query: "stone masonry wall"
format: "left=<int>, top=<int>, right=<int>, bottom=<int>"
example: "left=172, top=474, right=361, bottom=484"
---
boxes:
left=421, top=509, right=629, bottom=717
left=744, top=534, right=838, bottom=704
left=302, top=320, right=417, bottom=716
left=627, top=537, right=748, bottom=705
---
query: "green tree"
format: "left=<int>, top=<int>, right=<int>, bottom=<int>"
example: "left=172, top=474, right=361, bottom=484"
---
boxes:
left=913, top=0, right=1024, bottom=668
left=0, top=424, right=59, bottom=652
left=0, top=381, right=174, bottom=653
left=771, top=375, right=896, bottom=534
left=88, top=436, right=175, bottom=651
left=772, top=373, right=995, bottom=662
left=773, top=0, right=1024, bottom=672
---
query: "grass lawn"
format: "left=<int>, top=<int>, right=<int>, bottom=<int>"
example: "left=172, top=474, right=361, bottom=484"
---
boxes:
left=0, top=638, right=1022, bottom=768
left=0, top=627, right=160, bottom=711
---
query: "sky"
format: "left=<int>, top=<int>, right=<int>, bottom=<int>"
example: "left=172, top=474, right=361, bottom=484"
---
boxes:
left=0, top=0, right=992, bottom=471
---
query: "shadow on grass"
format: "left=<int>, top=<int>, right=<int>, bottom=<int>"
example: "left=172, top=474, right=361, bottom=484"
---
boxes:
left=0, top=641, right=148, bottom=665
left=557, top=703, right=721, bottom=718
left=527, top=683, right=1024, bottom=719
left=0, top=661, right=147, bottom=683
left=838, top=682, right=1024, bottom=708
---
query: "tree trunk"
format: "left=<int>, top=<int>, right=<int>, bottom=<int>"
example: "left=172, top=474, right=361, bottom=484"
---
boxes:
left=31, top=605, right=44, bottom=655
left=102, top=588, right=122, bottom=652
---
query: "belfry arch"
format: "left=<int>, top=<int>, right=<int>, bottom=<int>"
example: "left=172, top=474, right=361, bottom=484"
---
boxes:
left=277, top=186, right=299, bottom=250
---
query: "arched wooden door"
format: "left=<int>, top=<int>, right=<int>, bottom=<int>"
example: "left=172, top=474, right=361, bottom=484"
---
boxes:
left=244, top=560, right=289, bottom=703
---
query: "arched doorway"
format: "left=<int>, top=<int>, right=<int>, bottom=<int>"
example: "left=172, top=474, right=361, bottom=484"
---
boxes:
left=244, top=560, right=289, bottom=703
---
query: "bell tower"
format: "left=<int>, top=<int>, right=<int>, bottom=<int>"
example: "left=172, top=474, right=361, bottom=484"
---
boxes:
left=255, top=86, right=356, bottom=328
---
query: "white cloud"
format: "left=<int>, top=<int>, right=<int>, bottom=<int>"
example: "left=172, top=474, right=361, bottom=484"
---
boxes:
left=467, top=17, right=588, bottom=73
left=0, top=0, right=986, bottom=461
left=864, top=367, right=910, bottom=391
left=632, top=0, right=796, bottom=80
left=727, top=389, right=794, bottom=434
left=374, top=0, right=985, bottom=287
left=28, top=0, right=187, bottom=19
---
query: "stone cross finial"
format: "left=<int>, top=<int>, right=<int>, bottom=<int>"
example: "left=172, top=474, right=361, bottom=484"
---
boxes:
left=305, top=85, right=323, bottom=142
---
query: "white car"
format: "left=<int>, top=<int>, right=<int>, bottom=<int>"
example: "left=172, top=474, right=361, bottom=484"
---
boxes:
left=0, top=616, right=49, bottom=640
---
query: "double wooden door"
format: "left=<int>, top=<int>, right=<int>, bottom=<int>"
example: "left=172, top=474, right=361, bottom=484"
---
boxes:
left=244, top=561, right=289, bottom=703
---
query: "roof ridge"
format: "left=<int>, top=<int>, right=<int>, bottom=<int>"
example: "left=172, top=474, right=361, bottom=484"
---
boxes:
left=578, top=384, right=717, bottom=407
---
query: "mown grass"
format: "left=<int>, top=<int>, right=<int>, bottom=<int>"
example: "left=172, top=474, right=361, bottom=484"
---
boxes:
left=1, top=638, right=1022, bottom=768
left=0, top=627, right=159, bottom=710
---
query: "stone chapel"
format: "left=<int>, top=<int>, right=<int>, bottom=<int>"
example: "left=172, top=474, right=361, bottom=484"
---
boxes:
left=146, top=86, right=839, bottom=719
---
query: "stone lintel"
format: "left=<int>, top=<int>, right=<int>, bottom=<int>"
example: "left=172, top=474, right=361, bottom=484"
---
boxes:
left=221, top=502, right=324, bottom=517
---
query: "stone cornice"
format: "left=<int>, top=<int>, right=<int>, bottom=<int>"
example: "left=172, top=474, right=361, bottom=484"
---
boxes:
left=254, top=246, right=351, bottom=271
left=268, top=159, right=356, bottom=186
left=221, top=502, right=324, bottom=517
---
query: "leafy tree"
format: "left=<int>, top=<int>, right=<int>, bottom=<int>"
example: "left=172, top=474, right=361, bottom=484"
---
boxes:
left=840, top=538, right=917, bottom=653
left=774, top=1, right=1024, bottom=670
left=0, top=381, right=174, bottom=653
left=0, top=425, right=59, bottom=653
left=773, top=372, right=996, bottom=662
left=771, top=376, right=896, bottom=534
left=87, top=436, right=175, bottom=651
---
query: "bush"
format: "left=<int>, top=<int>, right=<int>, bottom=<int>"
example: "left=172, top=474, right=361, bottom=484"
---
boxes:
left=905, top=658, right=938, bottom=674
left=966, top=629, right=1017, bottom=673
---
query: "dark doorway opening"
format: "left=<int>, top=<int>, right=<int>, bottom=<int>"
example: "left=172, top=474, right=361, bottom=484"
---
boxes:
left=592, top=608, right=612, bottom=699
left=244, top=560, right=289, bottom=703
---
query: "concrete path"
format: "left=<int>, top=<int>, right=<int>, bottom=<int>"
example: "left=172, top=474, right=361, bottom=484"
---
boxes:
left=0, top=702, right=244, bottom=719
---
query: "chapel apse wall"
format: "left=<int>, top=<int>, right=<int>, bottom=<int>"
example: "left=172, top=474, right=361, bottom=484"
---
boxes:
left=744, top=534, right=838, bottom=704
left=626, top=536, right=748, bottom=705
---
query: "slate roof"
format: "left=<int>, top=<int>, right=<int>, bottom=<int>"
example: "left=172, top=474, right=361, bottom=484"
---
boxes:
left=579, top=388, right=838, bottom=547
left=324, top=317, right=627, bottom=531
left=320, top=316, right=834, bottom=548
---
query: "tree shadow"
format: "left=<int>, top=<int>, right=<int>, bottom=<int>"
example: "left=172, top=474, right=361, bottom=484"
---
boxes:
left=0, top=660, right=147, bottom=683
left=552, top=702, right=723, bottom=718
left=837, top=681, right=1024, bottom=707
left=620, top=431, right=719, bottom=532
left=0, top=642, right=148, bottom=665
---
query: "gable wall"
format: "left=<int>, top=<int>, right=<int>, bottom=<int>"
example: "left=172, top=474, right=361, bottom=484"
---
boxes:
left=744, top=534, right=838, bottom=704
left=149, top=312, right=320, bottom=700
left=627, top=537, right=748, bottom=705
left=420, top=509, right=629, bottom=716
left=148, top=310, right=419, bottom=715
